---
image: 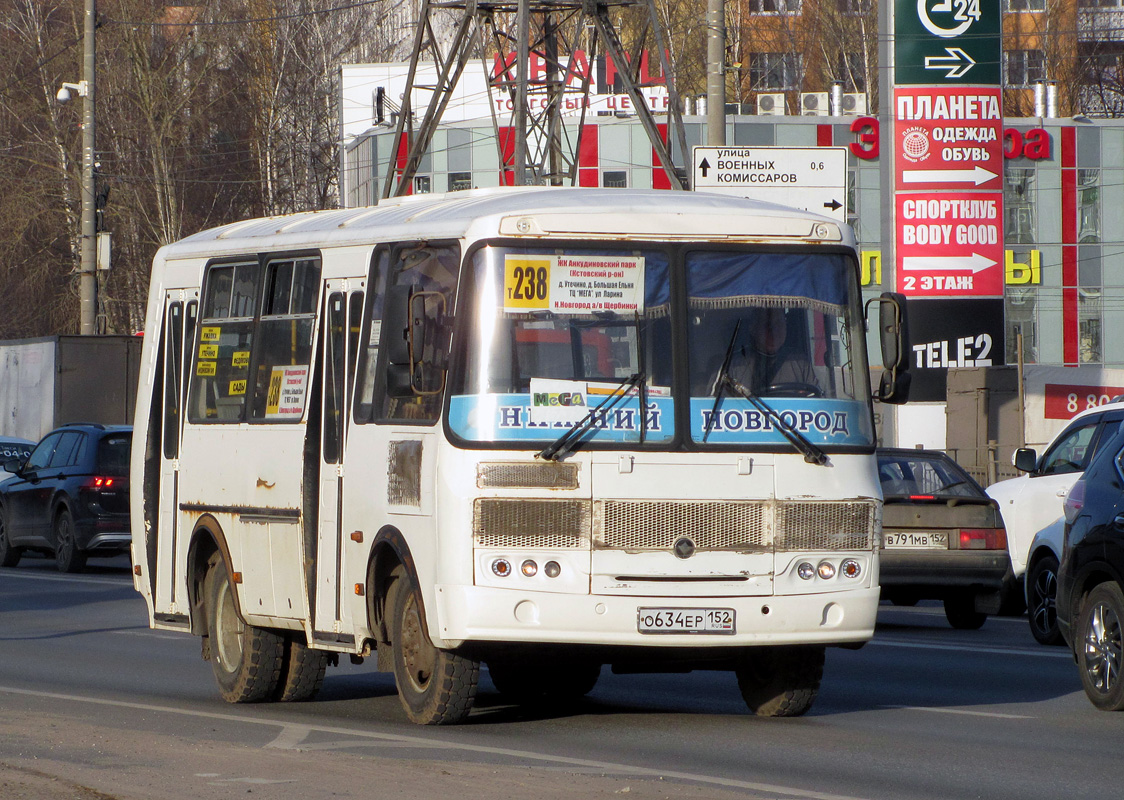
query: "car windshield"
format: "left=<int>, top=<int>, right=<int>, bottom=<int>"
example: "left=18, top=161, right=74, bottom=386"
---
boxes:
left=97, top=433, right=132, bottom=476
left=878, top=453, right=981, bottom=498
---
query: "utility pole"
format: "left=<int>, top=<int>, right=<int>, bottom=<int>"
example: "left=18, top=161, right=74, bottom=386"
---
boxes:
left=706, top=0, right=725, bottom=146
left=80, top=0, right=97, bottom=335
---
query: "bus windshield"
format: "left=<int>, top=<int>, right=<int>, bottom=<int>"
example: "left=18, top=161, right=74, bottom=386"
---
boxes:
left=448, top=244, right=873, bottom=450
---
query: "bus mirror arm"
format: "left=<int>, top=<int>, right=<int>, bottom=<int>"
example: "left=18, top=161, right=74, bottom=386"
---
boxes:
left=867, top=292, right=911, bottom=406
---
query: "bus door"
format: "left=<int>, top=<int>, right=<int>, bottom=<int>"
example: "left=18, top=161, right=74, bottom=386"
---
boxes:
left=312, top=283, right=363, bottom=637
left=155, top=291, right=196, bottom=616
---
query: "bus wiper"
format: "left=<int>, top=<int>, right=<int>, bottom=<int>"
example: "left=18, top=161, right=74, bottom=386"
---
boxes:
left=722, top=375, right=828, bottom=466
left=703, top=324, right=827, bottom=466
left=538, top=372, right=646, bottom=462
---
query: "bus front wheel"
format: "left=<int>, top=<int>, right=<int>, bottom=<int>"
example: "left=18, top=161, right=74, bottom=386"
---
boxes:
left=735, top=645, right=824, bottom=717
left=205, top=556, right=284, bottom=703
left=388, top=566, right=479, bottom=724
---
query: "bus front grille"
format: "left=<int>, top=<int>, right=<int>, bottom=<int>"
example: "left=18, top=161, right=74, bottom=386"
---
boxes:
left=595, top=500, right=769, bottom=551
left=594, top=499, right=876, bottom=552
left=473, top=498, right=589, bottom=549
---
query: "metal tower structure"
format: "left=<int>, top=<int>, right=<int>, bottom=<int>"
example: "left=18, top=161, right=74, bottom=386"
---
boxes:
left=381, top=0, right=689, bottom=198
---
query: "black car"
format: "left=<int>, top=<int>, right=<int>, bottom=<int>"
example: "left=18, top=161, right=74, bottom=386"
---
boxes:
left=877, top=448, right=1011, bottom=629
left=0, top=423, right=131, bottom=572
left=1056, top=423, right=1124, bottom=710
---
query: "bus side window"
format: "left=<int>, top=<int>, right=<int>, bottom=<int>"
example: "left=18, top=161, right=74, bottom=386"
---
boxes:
left=354, top=248, right=390, bottom=423
left=188, top=263, right=259, bottom=423
left=250, top=256, right=321, bottom=421
left=163, top=302, right=183, bottom=458
left=323, top=292, right=346, bottom=463
left=379, top=243, right=460, bottom=423
left=347, top=291, right=364, bottom=414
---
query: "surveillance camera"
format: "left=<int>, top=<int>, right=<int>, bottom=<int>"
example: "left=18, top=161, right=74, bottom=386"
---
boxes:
left=56, top=86, right=72, bottom=104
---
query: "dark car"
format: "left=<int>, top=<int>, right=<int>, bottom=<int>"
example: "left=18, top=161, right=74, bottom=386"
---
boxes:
left=1056, top=423, right=1124, bottom=710
left=877, top=448, right=1011, bottom=629
left=0, top=423, right=131, bottom=572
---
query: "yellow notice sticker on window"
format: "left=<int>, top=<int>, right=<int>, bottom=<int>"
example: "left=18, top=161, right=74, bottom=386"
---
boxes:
left=232, top=350, right=250, bottom=368
left=266, top=370, right=283, bottom=415
left=229, top=379, right=247, bottom=396
left=199, top=344, right=218, bottom=360
left=200, top=326, right=221, bottom=343
left=504, top=257, right=552, bottom=311
left=196, top=361, right=217, bottom=377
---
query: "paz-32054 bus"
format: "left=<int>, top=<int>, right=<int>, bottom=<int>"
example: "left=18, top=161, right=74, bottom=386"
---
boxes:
left=131, top=187, right=909, bottom=724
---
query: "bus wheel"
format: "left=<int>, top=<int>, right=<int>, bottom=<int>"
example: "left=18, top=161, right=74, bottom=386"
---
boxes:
left=488, top=659, right=600, bottom=704
left=274, top=636, right=328, bottom=702
left=735, top=645, right=824, bottom=717
left=388, top=567, right=478, bottom=724
left=206, top=557, right=284, bottom=703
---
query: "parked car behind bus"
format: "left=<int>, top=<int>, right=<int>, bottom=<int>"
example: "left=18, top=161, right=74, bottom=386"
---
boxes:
left=0, top=423, right=131, bottom=572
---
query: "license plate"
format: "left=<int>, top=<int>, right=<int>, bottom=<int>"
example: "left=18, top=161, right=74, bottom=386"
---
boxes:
left=883, top=531, right=948, bottom=549
left=637, top=607, right=736, bottom=635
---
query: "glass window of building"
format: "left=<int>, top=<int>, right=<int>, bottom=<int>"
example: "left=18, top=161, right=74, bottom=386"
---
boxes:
left=603, top=171, right=628, bottom=188
left=1004, top=50, right=1046, bottom=87
left=1004, top=168, right=1036, bottom=244
left=1006, top=0, right=1045, bottom=9
left=750, top=53, right=802, bottom=91
left=748, top=0, right=801, bottom=12
left=449, top=172, right=473, bottom=191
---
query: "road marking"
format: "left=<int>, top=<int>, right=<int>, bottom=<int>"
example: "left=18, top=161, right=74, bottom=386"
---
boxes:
left=109, top=629, right=186, bottom=641
left=880, top=705, right=1034, bottom=720
left=0, top=685, right=872, bottom=800
left=870, top=637, right=1073, bottom=659
left=0, top=570, right=131, bottom=588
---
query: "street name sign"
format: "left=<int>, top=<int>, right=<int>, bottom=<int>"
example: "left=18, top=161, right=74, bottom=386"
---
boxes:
left=692, top=146, right=848, bottom=222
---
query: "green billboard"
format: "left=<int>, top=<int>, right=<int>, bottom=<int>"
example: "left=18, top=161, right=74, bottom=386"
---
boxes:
left=895, top=0, right=1002, bottom=86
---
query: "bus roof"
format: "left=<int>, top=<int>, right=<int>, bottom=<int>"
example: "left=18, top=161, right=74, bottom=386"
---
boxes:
left=157, top=187, right=852, bottom=261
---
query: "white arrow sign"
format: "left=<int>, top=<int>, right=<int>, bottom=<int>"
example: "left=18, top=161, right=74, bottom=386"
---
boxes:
left=901, top=253, right=997, bottom=274
left=924, top=47, right=976, bottom=80
left=901, top=165, right=998, bottom=185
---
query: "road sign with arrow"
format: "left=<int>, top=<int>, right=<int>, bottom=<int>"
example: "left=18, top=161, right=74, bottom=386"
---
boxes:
left=894, top=0, right=1001, bottom=85
left=691, top=146, right=848, bottom=223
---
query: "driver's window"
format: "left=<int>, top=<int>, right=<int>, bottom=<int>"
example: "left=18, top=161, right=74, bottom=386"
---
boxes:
left=1040, top=422, right=1098, bottom=475
left=25, top=433, right=62, bottom=471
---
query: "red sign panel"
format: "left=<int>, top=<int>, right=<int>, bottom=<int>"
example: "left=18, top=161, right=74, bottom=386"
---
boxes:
left=895, top=192, right=1004, bottom=297
left=894, top=86, right=1003, bottom=192
left=1044, top=384, right=1124, bottom=420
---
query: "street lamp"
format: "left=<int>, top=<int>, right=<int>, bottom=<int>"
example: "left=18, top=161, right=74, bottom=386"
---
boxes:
left=57, top=0, right=97, bottom=335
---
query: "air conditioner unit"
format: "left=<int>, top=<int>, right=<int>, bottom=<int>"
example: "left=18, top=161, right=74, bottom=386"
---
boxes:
left=841, top=93, right=868, bottom=115
left=800, top=92, right=829, bottom=116
left=757, top=93, right=786, bottom=115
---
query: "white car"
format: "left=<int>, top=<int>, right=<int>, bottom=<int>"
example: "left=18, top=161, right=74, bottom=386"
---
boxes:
left=986, top=400, right=1124, bottom=645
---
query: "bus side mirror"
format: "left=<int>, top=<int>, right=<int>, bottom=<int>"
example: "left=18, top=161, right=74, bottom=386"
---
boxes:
left=867, top=292, right=910, bottom=405
left=384, top=284, right=448, bottom=398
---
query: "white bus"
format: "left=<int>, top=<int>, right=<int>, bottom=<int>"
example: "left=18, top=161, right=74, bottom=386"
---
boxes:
left=131, top=187, right=908, bottom=724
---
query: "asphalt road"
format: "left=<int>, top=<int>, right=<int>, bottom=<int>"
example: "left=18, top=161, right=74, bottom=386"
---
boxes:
left=1, top=553, right=1120, bottom=800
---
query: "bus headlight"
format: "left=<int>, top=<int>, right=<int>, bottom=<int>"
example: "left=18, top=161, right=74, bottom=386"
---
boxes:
left=491, top=558, right=512, bottom=577
left=521, top=559, right=538, bottom=577
left=840, top=559, right=861, bottom=579
left=817, top=561, right=836, bottom=580
left=797, top=562, right=816, bottom=580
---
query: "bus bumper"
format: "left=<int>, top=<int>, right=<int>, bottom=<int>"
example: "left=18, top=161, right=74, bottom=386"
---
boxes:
left=432, top=584, right=879, bottom=649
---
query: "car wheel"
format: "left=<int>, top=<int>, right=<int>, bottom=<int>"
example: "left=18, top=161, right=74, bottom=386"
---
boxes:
left=388, top=566, right=479, bottom=725
left=943, top=595, right=987, bottom=630
left=735, top=645, right=824, bottom=717
left=1077, top=582, right=1124, bottom=711
left=0, top=510, right=21, bottom=568
left=1027, top=556, right=1064, bottom=646
left=54, top=508, right=86, bottom=573
left=205, top=555, right=284, bottom=703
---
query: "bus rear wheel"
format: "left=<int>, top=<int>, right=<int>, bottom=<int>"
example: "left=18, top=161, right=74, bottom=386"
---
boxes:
left=206, top=556, right=284, bottom=703
left=735, top=645, right=824, bottom=717
left=388, top=567, right=478, bottom=725
left=274, top=636, right=328, bottom=702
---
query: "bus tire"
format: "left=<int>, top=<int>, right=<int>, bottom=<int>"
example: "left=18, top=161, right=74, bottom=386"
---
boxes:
left=388, top=567, right=478, bottom=725
left=488, top=659, right=600, bottom=704
left=54, top=508, right=86, bottom=574
left=735, top=645, right=824, bottom=717
left=206, top=557, right=284, bottom=703
left=274, top=636, right=328, bottom=702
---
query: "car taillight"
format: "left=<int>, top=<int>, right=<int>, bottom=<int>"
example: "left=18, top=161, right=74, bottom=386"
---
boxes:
left=84, top=476, right=117, bottom=489
left=959, top=528, right=1007, bottom=550
left=1063, top=479, right=1086, bottom=525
